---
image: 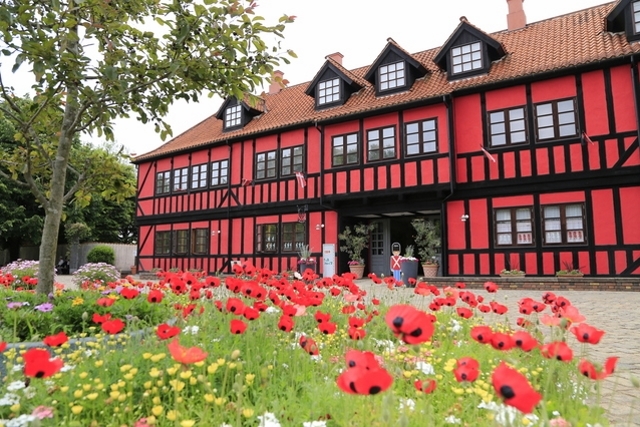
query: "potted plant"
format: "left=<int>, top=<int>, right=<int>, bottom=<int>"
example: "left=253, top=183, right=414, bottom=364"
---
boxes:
left=499, top=268, right=525, bottom=278
left=400, top=245, right=419, bottom=286
left=411, top=218, right=441, bottom=278
left=339, top=223, right=375, bottom=279
left=297, top=244, right=316, bottom=273
left=556, top=261, right=584, bottom=278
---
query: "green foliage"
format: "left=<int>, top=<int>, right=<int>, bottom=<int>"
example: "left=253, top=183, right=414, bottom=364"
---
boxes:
left=338, top=223, right=375, bottom=263
left=86, top=246, right=116, bottom=265
left=73, top=262, right=119, bottom=287
left=411, top=218, right=441, bottom=264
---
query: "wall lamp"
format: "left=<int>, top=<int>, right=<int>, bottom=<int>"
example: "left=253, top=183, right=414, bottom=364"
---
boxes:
left=211, top=230, right=221, bottom=236
left=460, top=214, right=469, bottom=222
left=315, top=224, right=325, bottom=230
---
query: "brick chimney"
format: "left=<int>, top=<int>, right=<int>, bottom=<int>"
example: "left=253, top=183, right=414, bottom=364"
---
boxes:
left=325, top=52, right=343, bottom=66
left=268, top=70, right=284, bottom=95
left=507, top=0, right=526, bottom=31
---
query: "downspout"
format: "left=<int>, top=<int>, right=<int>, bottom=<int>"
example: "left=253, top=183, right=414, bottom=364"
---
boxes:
left=316, top=121, right=333, bottom=211
left=441, top=94, right=456, bottom=277
left=631, top=56, right=640, bottom=149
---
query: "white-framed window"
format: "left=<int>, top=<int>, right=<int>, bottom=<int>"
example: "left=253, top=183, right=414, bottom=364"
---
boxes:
left=367, top=126, right=396, bottom=161
left=155, top=171, right=171, bottom=195
left=211, top=160, right=229, bottom=186
left=634, top=1, right=640, bottom=34
left=488, top=107, right=527, bottom=147
left=379, top=61, right=405, bottom=91
left=405, top=119, right=437, bottom=156
left=173, top=167, right=189, bottom=192
left=451, top=42, right=482, bottom=74
left=191, top=163, right=208, bottom=189
left=535, top=99, right=578, bottom=141
left=318, top=78, right=340, bottom=105
left=256, top=150, right=277, bottom=180
left=224, top=104, right=242, bottom=128
left=543, top=204, right=586, bottom=245
left=332, top=133, right=359, bottom=166
left=495, top=207, right=534, bottom=246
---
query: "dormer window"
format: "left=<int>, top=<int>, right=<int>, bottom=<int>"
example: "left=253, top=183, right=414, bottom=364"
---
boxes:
left=225, top=105, right=242, bottom=129
left=634, top=1, right=640, bottom=33
left=452, top=42, right=482, bottom=74
left=379, top=61, right=405, bottom=91
left=318, top=78, right=340, bottom=106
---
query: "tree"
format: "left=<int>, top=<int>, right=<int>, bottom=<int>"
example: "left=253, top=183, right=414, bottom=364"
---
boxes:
left=0, top=0, right=294, bottom=294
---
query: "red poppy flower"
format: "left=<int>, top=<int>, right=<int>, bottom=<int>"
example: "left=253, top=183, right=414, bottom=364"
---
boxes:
left=455, top=282, right=466, bottom=289
left=156, top=323, right=181, bottom=340
left=578, top=357, right=618, bottom=380
left=512, top=331, right=538, bottom=352
left=559, top=305, right=585, bottom=324
left=542, top=292, right=556, bottom=304
left=23, top=348, right=63, bottom=379
left=282, top=304, right=298, bottom=317
left=456, top=307, right=473, bottom=319
left=516, top=317, right=532, bottom=328
left=299, top=335, right=319, bottom=356
left=414, top=378, right=437, bottom=394
left=348, top=326, right=366, bottom=340
left=570, top=323, right=604, bottom=345
left=484, top=281, right=498, bottom=293
left=230, top=319, right=247, bottom=334
left=43, top=331, right=68, bottom=347
left=490, top=332, right=515, bottom=351
left=101, top=318, right=125, bottom=334
left=243, top=306, right=260, bottom=321
left=428, top=301, right=441, bottom=312
left=336, top=350, right=393, bottom=395
left=145, top=289, right=163, bottom=303
left=478, top=304, right=491, bottom=313
left=0, top=341, right=6, bottom=352
left=318, top=321, right=337, bottom=335
left=226, top=298, right=246, bottom=315
left=253, top=301, right=268, bottom=312
left=492, top=362, right=541, bottom=413
left=348, top=316, right=365, bottom=329
left=170, top=279, right=187, bottom=295
left=371, top=298, right=380, bottom=305
left=189, top=289, right=201, bottom=301
left=471, top=325, right=493, bottom=344
left=454, top=364, right=479, bottom=382
left=120, top=288, right=139, bottom=299
left=540, top=314, right=563, bottom=328
left=458, top=357, right=479, bottom=369
left=314, top=311, right=331, bottom=323
left=92, top=313, right=111, bottom=324
left=489, top=301, right=508, bottom=315
left=278, top=315, right=294, bottom=332
left=205, top=276, right=221, bottom=287
left=385, top=305, right=435, bottom=345
left=97, top=297, right=115, bottom=307
left=540, top=341, right=573, bottom=361
left=167, top=339, right=208, bottom=364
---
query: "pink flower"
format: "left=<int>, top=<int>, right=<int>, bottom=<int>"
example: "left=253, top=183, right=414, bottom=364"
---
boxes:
left=32, top=406, right=54, bottom=419
left=135, top=418, right=152, bottom=427
left=549, top=417, right=572, bottom=427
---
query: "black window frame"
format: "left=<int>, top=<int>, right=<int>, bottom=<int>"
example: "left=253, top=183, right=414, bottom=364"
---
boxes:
left=155, top=231, right=171, bottom=255
left=281, top=146, right=304, bottom=176
left=224, top=104, right=242, bottom=129
left=191, top=163, right=208, bottom=190
left=487, top=106, right=527, bottom=147
left=451, top=41, right=483, bottom=75
left=211, top=159, right=229, bottom=187
left=173, top=167, right=189, bottom=192
left=317, top=78, right=341, bottom=106
left=534, top=98, right=579, bottom=142
left=378, top=60, right=406, bottom=92
left=155, top=171, right=171, bottom=195
left=494, top=207, right=535, bottom=247
left=191, top=228, right=209, bottom=255
left=367, top=126, right=396, bottom=162
left=281, top=222, right=305, bottom=253
left=542, top=203, right=587, bottom=246
left=256, top=224, right=278, bottom=253
left=405, top=119, right=438, bottom=156
left=256, top=150, right=278, bottom=180
left=173, top=229, right=189, bottom=255
left=332, top=133, right=359, bottom=167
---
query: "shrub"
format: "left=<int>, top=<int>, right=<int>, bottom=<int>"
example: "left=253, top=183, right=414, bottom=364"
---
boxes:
left=86, top=245, right=115, bottom=265
left=72, top=262, right=120, bottom=288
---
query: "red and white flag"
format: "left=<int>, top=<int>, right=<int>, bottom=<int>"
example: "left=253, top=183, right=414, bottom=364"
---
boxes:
left=241, top=178, right=252, bottom=187
left=295, top=171, right=306, bottom=188
left=582, top=132, right=595, bottom=145
left=479, top=145, right=496, bottom=163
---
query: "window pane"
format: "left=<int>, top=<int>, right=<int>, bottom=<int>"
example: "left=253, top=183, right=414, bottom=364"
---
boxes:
left=546, top=219, right=561, bottom=231
left=496, top=210, right=511, bottom=221
left=538, top=128, right=555, bottom=140
left=509, top=108, right=524, bottom=120
left=491, top=134, right=507, bottom=146
left=497, top=234, right=512, bottom=245
left=559, top=124, right=576, bottom=137
left=558, top=112, right=575, bottom=125
left=511, top=131, right=526, bottom=143
left=511, top=120, right=525, bottom=131
left=557, top=100, right=574, bottom=112
left=497, top=223, right=512, bottom=233
left=537, top=115, right=554, bottom=128
left=516, top=209, right=531, bottom=220
left=546, top=231, right=562, bottom=243
left=536, top=103, right=552, bottom=115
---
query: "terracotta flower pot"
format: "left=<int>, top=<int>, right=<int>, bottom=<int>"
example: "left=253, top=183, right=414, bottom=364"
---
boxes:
left=349, top=264, right=365, bottom=279
left=422, top=263, right=438, bottom=278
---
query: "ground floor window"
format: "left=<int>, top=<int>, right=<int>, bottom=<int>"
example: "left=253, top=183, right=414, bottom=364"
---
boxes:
left=282, top=223, right=305, bottom=253
left=543, top=203, right=585, bottom=245
left=155, top=231, right=171, bottom=255
left=191, top=229, right=209, bottom=255
left=494, top=208, right=534, bottom=246
left=257, top=224, right=278, bottom=253
left=173, top=230, right=189, bottom=255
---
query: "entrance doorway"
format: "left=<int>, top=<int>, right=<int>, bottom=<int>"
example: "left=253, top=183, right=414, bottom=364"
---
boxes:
left=368, top=217, right=422, bottom=277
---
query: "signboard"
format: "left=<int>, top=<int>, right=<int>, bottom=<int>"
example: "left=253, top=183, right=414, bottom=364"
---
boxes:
left=322, top=243, right=335, bottom=278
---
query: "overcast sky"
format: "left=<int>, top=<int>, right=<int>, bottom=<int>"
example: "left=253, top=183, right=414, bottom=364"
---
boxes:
left=5, top=0, right=614, bottom=156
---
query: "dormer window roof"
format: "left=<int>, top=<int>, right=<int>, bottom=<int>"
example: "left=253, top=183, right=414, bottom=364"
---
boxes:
left=363, top=39, right=428, bottom=97
left=305, top=58, right=364, bottom=110
left=433, top=18, right=506, bottom=80
left=606, top=0, right=640, bottom=42
left=215, top=97, right=263, bottom=132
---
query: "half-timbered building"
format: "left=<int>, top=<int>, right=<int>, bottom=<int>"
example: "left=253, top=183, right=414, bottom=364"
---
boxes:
left=133, top=0, right=640, bottom=277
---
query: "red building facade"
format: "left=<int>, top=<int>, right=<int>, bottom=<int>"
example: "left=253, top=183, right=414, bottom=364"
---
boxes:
left=134, top=0, right=640, bottom=277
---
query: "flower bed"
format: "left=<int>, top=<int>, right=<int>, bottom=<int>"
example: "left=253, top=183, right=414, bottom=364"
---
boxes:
left=0, top=268, right=623, bottom=426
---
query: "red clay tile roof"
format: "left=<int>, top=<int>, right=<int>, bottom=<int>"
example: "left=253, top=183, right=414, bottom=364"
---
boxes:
left=135, top=1, right=638, bottom=162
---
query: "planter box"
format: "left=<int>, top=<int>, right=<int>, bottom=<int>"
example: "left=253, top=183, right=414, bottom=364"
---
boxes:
left=400, top=260, right=419, bottom=286
left=299, top=262, right=316, bottom=274
left=500, top=273, right=526, bottom=278
left=557, top=273, right=584, bottom=279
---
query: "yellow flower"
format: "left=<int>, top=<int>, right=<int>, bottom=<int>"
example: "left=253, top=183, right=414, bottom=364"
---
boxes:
left=179, top=370, right=192, bottom=380
left=152, top=405, right=163, bottom=416
left=167, top=410, right=178, bottom=421
left=242, top=408, right=254, bottom=418
left=143, top=353, right=153, bottom=359
left=216, top=358, right=225, bottom=365
left=124, top=373, right=135, bottom=381
left=204, top=394, right=215, bottom=403
left=214, top=397, right=226, bottom=406
left=180, top=421, right=196, bottom=427
left=151, top=353, right=166, bottom=362
left=71, top=405, right=83, bottom=415
left=152, top=396, right=162, bottom=405
left=73, top=390, right=83, bottom=398
left=149, top=367, right=162, bottom=378
left=245, top=374, right=255, bottom=385
left=169, top=380, right=185, bottom=392
left=94, top=361, right=104, bottom=368
left=60, top=386, right=69, bottom=393
left=207, top=363, right=218, bottom=374
left=72, top=297, right=84, bottom=306
left=78, top=372, right=89, bottom=379
left=87, top=393, right=98, bottom=401
left=110, top=391, right=121, bottom=399
left=120, top=364, right=132, bottom=372
left=9, top=404, right=20, bottom=412
left=82, top=384, right=91, bottom=391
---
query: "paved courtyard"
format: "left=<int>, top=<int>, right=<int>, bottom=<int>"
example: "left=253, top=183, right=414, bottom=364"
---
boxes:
left=56, top=275, right=640, bottom=426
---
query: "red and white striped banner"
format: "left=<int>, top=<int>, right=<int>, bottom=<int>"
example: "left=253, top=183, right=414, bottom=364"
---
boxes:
left=479, top=145, right=496, bottom=163
left=295, top=171, right=306, bottom=188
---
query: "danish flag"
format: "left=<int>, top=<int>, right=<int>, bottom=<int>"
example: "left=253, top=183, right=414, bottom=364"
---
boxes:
left=295, top=171, right=306, bottom=188
left=241, top=178, right=252, bottom=187
left=582, top=132, right=595, bottom=145
left=480, top=145, right=496, bottom=163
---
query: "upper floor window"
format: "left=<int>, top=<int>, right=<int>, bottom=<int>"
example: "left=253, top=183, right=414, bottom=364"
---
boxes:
left=634, top=1, right=640, bottom=33
left=173, top=230, right=189, bottom=255
left=535, top=99, right=578, bottom=141
left=379, top=61, right=405, bottom=91
left=155, top=171, right=171, bottom=195
left=495, top=207, right=534, bottom=246
left=224, top=105, right=242, bottom=129
left=367, top=127, right=396, bottom=161
left=155, top=231, right=171, bottom=255
left=191, top=164, right=208, bottom=189
left=256, top=224, right=278, bottom=253
left=281, top=146, right=304, bottom=176
left=211, top=160, right=229, bottom=187
left=332, top=133, right=359, bottom=166
left=318, top=78, right=340, bottom=106
left=488, top=107, right=527, bottom=147
left=282, top=222, right=305, bottom=253
left=543, top=203, right=586, bottom=245
left=173, top=167, right=188, bottom=192
left=452, top=42, right=482, bottom=74
left=405, top=119, right=437, bottom=156
left=191, top=229, right=209, bottom=255
left=256, top=150, right=277, bottom=180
